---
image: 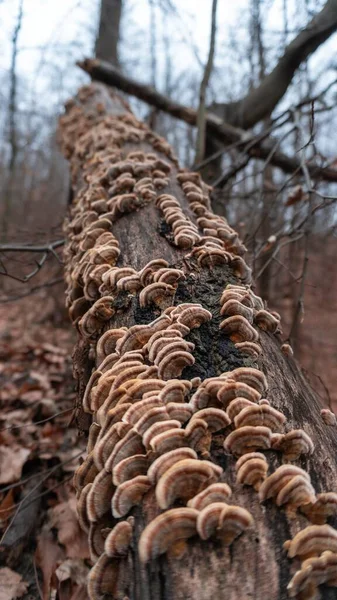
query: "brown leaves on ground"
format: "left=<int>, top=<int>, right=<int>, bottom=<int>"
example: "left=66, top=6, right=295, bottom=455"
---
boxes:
left=0, top=567, right=28, bottom=600
left=35, top=484, right=90, bottom=600
left=0, top=296, right=88, bottom=599
left=0, top=447, right=31, bottom=485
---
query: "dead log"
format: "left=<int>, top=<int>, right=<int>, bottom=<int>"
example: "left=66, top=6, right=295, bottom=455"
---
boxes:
left=59, top=82, right=337, bottom=600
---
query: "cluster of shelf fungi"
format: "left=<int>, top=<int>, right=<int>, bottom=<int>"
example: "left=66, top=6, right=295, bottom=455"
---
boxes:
left=60, top=84, right=337, bottom=600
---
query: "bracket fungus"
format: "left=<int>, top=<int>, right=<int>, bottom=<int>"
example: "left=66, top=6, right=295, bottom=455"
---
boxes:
left=236, top=452, right=268, bottom=490
left=190, top=407, right=231, bottom=432
left=147, top=448, right=198, bottom=484
left=112, top=454, right=149, bottom=486
left=300, top=493, right=337, bottom=524
left=220, top=315, right=259, bottom=343
left=196, top=502, right=254, bottom=544
left=284, top=525, right=337, bottom=560
left=155, top=458, right=221, bottom=509
left=87, top=469, right=115, bottom=522
left=259, top=465, right=311, bottom=503
left=104, top=520, right=133, bottom=557
left=272, top=429, right=314, bottom=461
left=287, top=550, right=337, bottom=599
left=234, top=404, right=286, bottom=432
left=87, top=553, right=123, bottom=600
left=321, top=408, right=337, bottom=426
left=224, top=425, right=272, bottom=456
left=139, top=282, right=176, bottom=308
left=138, top=507, right=198, bottom=563
left=187, top=483, right=232, bottom=510
left=112, top=475, right=152, bottom=518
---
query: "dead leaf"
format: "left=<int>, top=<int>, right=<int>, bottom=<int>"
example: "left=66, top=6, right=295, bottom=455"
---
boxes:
left=0, top=446, right=31, bottom=484
left=49, top=498, right=90, bottom=559
left=0, top=489, right=15, bottom=527
left=55, top=559, right=89, bottom=585
left=0, top=567, right=28, bottom=600
left=35, top=525, right=64, bottom=600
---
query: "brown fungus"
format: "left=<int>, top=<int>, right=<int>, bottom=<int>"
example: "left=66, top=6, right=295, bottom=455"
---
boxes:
left=142, top=419, right=181, bottom=450
left=138, top=507, right=198, bottom=563
left=224, top=425, right=272, bottom=456
left=112, top=454, right=149, bottom=486
left=226, top=398, right=255, bottom=420
left=287, top=550, right=337, bottom=599
left=112, top=475, right=151, bottom=518
left=284, top=524, right=337, bottom=560
left=139, top=282, right=175, bottom=308
left=220, top=315, right=259, bottom=343
left=272, top=429, right=314, bottom=461
left=190, top=407, right=231, bottom=432
left=187, top=483, right=232, bottom=510
left=104, top=520, right=133, bottom=557
left=254, top=309, right=280, bottom=333
left=147, top=448, right=198, bottom=484
left=155, top=458, right=219, bottom=509
left=87, top=469, right=115, bottom=522
left=301, top=492, right=337, bottom=524
left=276, top=475, right=316, bottom=514
left=259, top=464, right=311, bottom=502
left=236, top=452, right=268, bottom=490
left=234, top=404, right=286, bottom=432
left=87, top=553, right=121, bottom=599
left=321, top=408, right=337, bottom=426
left=158, top=350, right=195, bottom=380
left=217, top=381, right=261, bottom=406
left=196, top=502, right=254, bottom=544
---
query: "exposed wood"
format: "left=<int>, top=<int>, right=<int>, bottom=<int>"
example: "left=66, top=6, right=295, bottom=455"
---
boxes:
left=78, top=58, right=337, bottom=184
left=59, top=83, right=337, bottom=600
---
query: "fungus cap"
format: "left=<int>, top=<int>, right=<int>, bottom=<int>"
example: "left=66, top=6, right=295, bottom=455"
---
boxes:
left=138, top=507, right=198, bottom=563
left=224, top=425, right=272, bottom=456
left=112, top=475, right=151, bottom=518
left=187, top=482, right=232, bottom=510
left=104, top=520, right=133, bottom=557
left=155, top=458, right=219, bottom=509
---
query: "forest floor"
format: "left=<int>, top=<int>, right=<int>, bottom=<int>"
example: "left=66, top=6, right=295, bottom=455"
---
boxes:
left=0, top=291, right=90, bottom=600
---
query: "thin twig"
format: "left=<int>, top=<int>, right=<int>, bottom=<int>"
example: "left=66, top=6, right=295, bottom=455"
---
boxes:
left=0, top=408, right=73, bottom=432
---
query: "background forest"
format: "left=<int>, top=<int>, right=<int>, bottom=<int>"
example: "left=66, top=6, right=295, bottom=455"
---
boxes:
left=1, top=0, right=337, bottom=598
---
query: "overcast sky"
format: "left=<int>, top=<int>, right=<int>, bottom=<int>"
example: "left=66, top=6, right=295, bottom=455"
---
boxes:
left=0, top=0, right=336, bottom=152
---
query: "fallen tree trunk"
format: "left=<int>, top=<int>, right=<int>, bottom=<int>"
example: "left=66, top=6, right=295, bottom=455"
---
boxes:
left=59, top=83, right=337, bottom=600
left=78, top=58, right=337, bottom=184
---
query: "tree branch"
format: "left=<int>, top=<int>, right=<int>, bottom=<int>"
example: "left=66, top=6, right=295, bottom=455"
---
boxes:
left=210, top=0, right=337, bottom=128
left=78, top=58, right=337, bottom=183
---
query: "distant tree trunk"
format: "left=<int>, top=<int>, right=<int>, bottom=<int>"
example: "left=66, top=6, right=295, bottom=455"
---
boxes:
left=59, top=83, right=337, bottom=600
left=2, top=0, right=23, bottom=237
left=95, top=0, right=122, bottom=67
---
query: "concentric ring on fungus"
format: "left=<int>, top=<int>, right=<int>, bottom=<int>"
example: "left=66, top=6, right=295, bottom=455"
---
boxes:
left=155, top=458, right=222, bottom=509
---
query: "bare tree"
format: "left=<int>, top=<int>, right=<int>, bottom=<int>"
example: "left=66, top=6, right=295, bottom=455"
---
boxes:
left=95, top=0, right=122, bottom=67
left=2, top=0, right=23, bottom=236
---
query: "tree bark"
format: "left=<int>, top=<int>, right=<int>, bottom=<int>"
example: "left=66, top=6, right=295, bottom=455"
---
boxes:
left=77, top=58, right=337, bottom=185
left=95, top=0, right=122, bottom=67
left=59, top=83, right=337, bottom=600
